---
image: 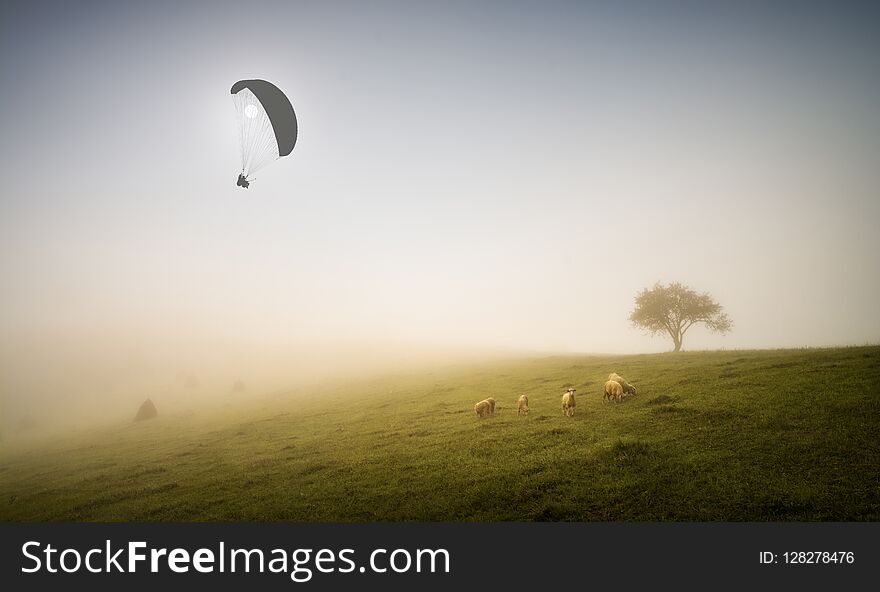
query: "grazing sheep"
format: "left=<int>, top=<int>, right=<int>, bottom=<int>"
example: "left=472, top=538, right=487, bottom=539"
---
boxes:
left=486, top=397, right=496, bottom=414
left=608, top=373, right=637, bottom=396
left=561, top=388, right=576, bottom=416
left=516, top=394, right=529, bottom=416
left=474, top=400, right=492, bottom=418
left=603, top=380, right=625, bottom=403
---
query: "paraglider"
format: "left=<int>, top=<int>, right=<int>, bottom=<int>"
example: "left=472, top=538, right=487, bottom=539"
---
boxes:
left=230, top=79, right=297, bottom=188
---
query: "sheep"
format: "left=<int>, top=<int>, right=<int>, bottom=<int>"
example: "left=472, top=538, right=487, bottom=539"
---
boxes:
left=608, top=373, right=637, bottom=396
left=561, top=388, right=576, bottom=416
left=603, top=380, right=625, bottom=403
left=474, top=399, right=492, bottom=418
left=486, top=397, right=496, bottom=414
left=516, top=394, right=529, bottom=416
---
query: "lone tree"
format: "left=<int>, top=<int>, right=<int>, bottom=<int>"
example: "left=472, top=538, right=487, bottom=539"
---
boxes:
left=630, top=282, right=731, bottom=352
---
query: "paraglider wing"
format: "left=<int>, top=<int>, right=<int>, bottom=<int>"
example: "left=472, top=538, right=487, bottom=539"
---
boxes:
left=231, top=79, right=298, bottom=178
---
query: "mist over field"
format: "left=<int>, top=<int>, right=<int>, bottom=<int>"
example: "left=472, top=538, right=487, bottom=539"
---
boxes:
left=0, top=335, right=518, bottom=432
left=2, top=0, right=879, bottom=443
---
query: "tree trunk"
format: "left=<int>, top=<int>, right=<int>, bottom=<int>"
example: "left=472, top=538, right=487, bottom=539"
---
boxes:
left=672, top=332, right=682, bottom=352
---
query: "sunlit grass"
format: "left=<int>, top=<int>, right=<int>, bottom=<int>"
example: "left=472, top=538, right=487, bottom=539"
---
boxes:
left=1, top=346, right=878, bottom=521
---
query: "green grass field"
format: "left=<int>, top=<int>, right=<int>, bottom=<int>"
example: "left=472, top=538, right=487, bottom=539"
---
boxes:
left=2, top=346, right=879, bottom=521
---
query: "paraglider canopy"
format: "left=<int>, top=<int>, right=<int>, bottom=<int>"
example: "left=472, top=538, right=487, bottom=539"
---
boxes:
left=231, top=79, right=297, bottom=182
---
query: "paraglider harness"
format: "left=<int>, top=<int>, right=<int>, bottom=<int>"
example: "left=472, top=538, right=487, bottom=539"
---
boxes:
left=236, top=173, right=251, bottom=189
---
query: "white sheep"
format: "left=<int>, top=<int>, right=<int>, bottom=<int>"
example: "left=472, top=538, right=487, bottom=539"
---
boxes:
left=608, top=373, right=636, bottom=396
left=486, top=397, right=496, bottom=414
left=474, top=399, right=492, bottom=418
left=516, top=394, right=529, bottom=416
left=603, top=380, right=624, bottom=403
left=561, top=388, right=576, bottom=416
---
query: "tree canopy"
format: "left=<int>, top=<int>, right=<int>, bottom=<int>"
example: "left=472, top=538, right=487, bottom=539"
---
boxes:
left=630, top=282, right=731, bottom=351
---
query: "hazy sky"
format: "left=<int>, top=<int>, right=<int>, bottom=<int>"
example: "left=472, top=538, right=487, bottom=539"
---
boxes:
left=2, top=0, right=879, bottom=415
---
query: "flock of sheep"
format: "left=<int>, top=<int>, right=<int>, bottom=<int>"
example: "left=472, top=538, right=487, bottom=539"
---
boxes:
left=473, top=372, right=637, bottom=419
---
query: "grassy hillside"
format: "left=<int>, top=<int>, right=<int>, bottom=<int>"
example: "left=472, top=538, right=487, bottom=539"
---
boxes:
left=2, top=347, right=879, bottom=521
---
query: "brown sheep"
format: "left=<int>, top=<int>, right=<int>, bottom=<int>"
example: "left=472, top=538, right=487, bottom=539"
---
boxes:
left=516, top=394, right=529, bottom=416
left=561, top=388, right=576, bottom=416
left=608, top=373, right=637, bottom=396
left=474, top=400, right=492, bottom=418
left=603, top=380, right=624, bottom=403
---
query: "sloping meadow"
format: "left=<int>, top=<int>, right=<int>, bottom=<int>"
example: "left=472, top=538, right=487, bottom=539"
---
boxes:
left=2, top=347, right=878, bottom=521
